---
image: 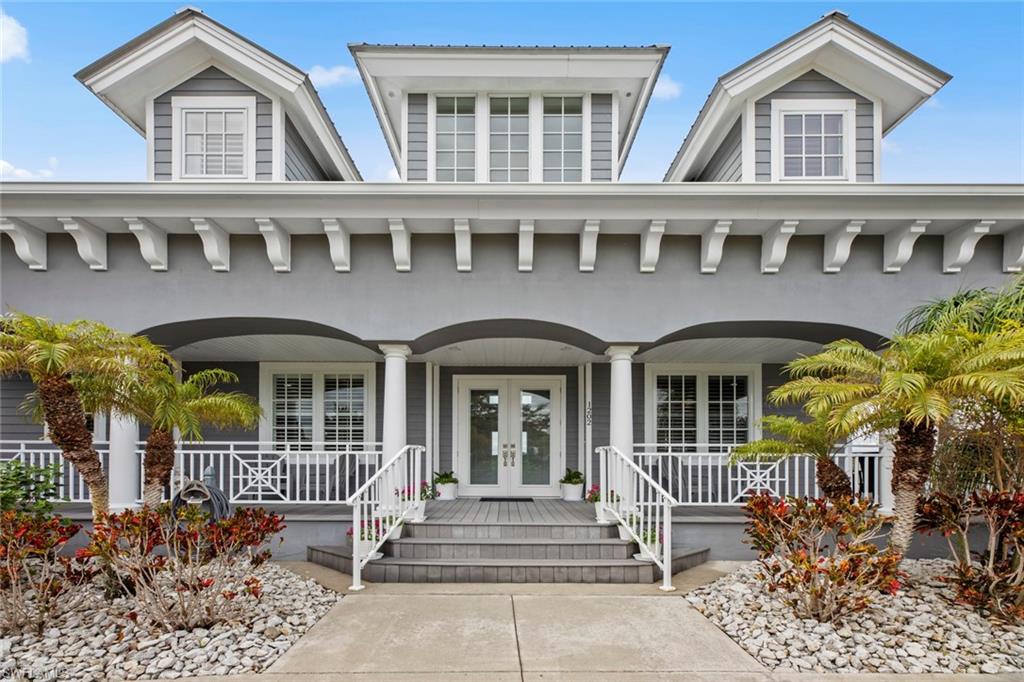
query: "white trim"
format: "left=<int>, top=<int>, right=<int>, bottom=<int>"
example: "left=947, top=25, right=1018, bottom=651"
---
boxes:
left=610, top=94, right=620, bottom=182
left=582, top=93, right=592, bottom=183
left=426, top=94, right=436, bottom=183
left=400, top=92, right=409, bottom=181
left=873, top=99, right=883, bottom=181
left=584, top=362, right=593, bottom=488
left=171, top=95, right=258, bottom=181
left=424, top=361, right=434, bottom=473
left=770, top=98, right=856, bottom=183
left=145, top=96, right=156, bottom=181
left=257, top=362, right=376, bottom=444
left=741, top=101, right=756, bottom=182
left=643, top=363, right=763, bottom=444
left=528, top=93, right=543, bottom=182
left=271, top=96, right=285, bottom=182
left=475, top=92, right=488, bottom=184
left=577, top=364, right=585, bottom=473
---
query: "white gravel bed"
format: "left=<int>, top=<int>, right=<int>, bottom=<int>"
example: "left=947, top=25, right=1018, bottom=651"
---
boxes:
left=1, top=562, right=340, bottom=681
left=686, top=558, right=1024, bottom=674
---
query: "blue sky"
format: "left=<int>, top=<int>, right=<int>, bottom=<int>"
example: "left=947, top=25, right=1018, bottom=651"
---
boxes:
left=1, top=1, right=1021, bottom=182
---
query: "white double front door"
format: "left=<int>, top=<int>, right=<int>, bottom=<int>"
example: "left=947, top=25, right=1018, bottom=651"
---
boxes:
left=455, top=376, right=563, bottom=498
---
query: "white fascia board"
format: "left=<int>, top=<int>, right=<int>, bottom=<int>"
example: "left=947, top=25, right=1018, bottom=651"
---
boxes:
left=351, top=50, right=402, bottom=169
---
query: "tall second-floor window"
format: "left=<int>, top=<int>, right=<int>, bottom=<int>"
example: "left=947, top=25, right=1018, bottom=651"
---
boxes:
left=489, top=97, right=529, bottom=182
left=436, top=96, right=475, bottom=181
left=543, top=96, right=583, bottom=182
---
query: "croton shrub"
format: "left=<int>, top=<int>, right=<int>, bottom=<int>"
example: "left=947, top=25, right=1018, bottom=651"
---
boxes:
left=82, top=505, right=285, bottom=632
left=0, top=511, right=95, bottom=634
left=744, top=493, right=902, bottom=623
left=918, top=490, right=1024, bottom=622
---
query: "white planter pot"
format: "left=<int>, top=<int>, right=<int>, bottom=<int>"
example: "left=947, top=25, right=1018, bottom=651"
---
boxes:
left=347, top=535, right=383, bottom=561
left=618, top=524, right=633, bottom=541
left=635, top=544, right=660, bottom=563
left=436, top=483, right=458, bottom=500
left=561, top=483, right=584, bottom=501
left=389, top=523, right=404, bottom=540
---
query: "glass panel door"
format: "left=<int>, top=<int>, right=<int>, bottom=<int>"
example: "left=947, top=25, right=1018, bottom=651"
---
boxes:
left=508, top=379, right=562, bottom=497
left=468, top=388, right=502, bottom=486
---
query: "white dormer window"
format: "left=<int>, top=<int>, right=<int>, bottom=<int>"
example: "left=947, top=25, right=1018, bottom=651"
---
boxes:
left=171, top=96, right=257, bottom=180
left=543, top=96, right=583, bottom=182
left=436, top=96, right=476, bottom=182
left=770, top=99, right=856, bottom=182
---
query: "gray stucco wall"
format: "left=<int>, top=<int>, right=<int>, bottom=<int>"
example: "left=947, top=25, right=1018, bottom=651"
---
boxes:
left=437, top=366, right=578, bottom=474
left=406, top=94, right=428, bottom=181
left=0, top=375, right=43, bottom=441
left=3, top=232, right=1010, bottom=351
left=697, top=118, right=742, bottom=182
left=590, top=94, right=613, bottom=182
left=755, top=69, right=874, bottom=182
left=153, top=66, right=273, bottom=181
left=284, top=117, right=327, bottom=181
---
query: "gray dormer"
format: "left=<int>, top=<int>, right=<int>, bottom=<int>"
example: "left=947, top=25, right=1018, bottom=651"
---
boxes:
left=75, top=8, right=360, bottom=182
left=667, top=11, right=951, bottom=183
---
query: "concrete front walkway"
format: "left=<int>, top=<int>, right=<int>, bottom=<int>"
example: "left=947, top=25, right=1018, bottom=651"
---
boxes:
left=163, top=561, right=1023, bottom=682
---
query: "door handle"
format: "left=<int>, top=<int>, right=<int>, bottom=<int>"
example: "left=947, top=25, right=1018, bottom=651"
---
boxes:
left=501, top=443, right=509, bottom=467
left=508, top=443, right=517, bottom=466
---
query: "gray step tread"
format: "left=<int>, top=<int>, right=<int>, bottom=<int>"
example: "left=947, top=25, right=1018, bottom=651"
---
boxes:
left=411, top=521, right=604, bottom=527
left=391, top=537, right=631, bottom=545
left=312, top=545, right=703, bottom=565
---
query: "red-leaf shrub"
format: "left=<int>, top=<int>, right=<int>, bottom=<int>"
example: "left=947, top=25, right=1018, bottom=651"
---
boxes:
left=918, top=490, right=1024, bottom=622
left=0, top=511, right=95, bottom=634
left=744, top=493, right=902, bottom=623
left=84, top=505, right=285, bottom=631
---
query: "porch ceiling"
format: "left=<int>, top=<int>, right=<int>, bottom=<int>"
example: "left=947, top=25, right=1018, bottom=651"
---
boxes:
left=418, top=338, right=600, bottom=366
left=636, top=337, right=823, bottom=364
left=173, top=334, right=379, bottom=362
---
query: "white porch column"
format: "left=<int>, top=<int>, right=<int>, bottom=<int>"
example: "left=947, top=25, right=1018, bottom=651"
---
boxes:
left=107, top=413, right=140, bottom=512
left=380, top=345, right=412, bottom=457
left=606, top=346, right=638, bottom=457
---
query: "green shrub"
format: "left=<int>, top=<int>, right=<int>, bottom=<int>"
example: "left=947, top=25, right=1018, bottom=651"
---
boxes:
left=559, top=469, right=584, bottom=485
left=0, top=460, right=60, bottom=516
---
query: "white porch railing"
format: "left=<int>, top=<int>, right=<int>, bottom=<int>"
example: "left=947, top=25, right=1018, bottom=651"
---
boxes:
left=596, top=445, right=678, bottom=592
left=347, top=445, right=428, bottom=591
left=162, top=441, right=385, bottom=504
left=0, top=441, right=109, bottom=503
left=632, top=442, right=892, bottom=509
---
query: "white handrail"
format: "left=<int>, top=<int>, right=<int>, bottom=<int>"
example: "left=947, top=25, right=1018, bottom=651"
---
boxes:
left=595, top=445, right=678, bottom=592
left=347, top=444, right=427, bottom=591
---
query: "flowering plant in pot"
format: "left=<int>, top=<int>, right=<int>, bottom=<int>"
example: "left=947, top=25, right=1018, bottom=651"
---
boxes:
left=433, top=472, right=459, bottom=500
left=559, top=469, right=585, bottom=501
left=619, top=512, right=640, bottom=540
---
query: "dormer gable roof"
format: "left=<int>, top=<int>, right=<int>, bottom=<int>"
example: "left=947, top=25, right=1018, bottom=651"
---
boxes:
left=350, top=43, right=669, bottom=177
left=75, top=7, right=361, bottom=180
left=664, top=10, right=951, bottom=182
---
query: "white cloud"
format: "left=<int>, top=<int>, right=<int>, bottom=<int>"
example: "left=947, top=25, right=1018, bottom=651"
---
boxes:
left=0, top=157, right=57, bottom=180
left=308, top=64, right=360, bottom=88
left=652, top=74, right=682, bottom=100
left=0, top=11, right=28, bottom=64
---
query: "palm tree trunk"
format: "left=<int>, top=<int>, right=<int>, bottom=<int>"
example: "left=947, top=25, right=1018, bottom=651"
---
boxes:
left=37, top=375, right=109, bottom=523
left=815, top=456, right=853, bottom=500
left=143, top=428, right=176, bottom=507
left=889, top=419, right=937, bottom=557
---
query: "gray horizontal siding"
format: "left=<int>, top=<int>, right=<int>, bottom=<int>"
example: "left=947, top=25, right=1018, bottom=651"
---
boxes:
left=438, top=367, right=579, bottom=475
left=181, top=362, right=260, bottom=442
left=590, top=94, right=613, bottom=182
left=697, top=118, right=742, bottom=182
left=0, top=374, right=43, bottom=441
left=284, top=117, right=328, bottom=181
left=588, top=363, right=645, bottom=475
left=153, top=66, right=273, bottom=181
left=406, top=94, right=428, bottom=181
left=755, top=69, right=873, bottom=182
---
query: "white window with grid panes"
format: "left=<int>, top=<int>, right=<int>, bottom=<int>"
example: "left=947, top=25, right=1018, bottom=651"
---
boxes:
left=171, top=96, right=256, bottom=180
left=259, top=363, right=376, bottom=450
left=770, top=99, right=856, bottom=182
left=489, top=97, right=530, bottom=182
left=542, top=96, right=583, bottom=182
left=646, top=365, right=761, bottom=452
left=435, top=96, right=475, bottom=182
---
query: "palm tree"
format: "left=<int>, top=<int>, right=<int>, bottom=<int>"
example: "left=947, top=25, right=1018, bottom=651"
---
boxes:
left=125, top=366, right=261, bottom=506
left=773, top=327, right=1024, bottom=556
left=899, top=275, right=1024, bottom=334
left=0, top=313, right=163, bottom=521
left=730, top=411, right=852, bottom=501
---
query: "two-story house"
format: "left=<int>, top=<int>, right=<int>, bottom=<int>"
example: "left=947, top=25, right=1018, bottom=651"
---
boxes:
left=2, top=7, right=1021, bottom=585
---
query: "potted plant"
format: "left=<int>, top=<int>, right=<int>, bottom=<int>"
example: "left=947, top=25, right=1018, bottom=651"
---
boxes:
left=634, top=528, right=662, bottom=563
left=385, top=515, right=404, bottom=540
left=346, top=519, right=385, bottom=560
left=433, top=472, right=458, bottom=500
left=619, top=512, right=640, bottom=541
left=559, top=469, right=585, bottom=501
